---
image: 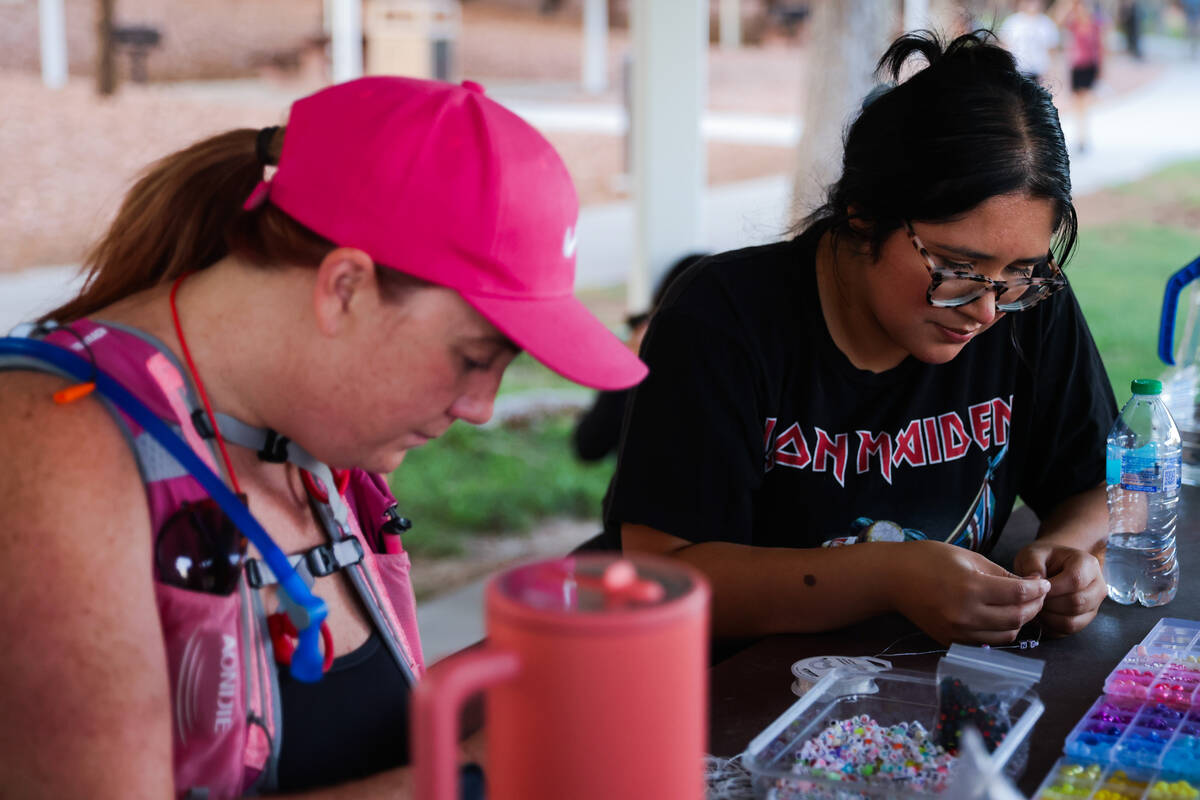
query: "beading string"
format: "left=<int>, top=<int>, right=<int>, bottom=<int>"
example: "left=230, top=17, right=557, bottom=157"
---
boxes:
left=874, top=622, right=1043, bottom=659
left=703, top=752, right=753, bottom=800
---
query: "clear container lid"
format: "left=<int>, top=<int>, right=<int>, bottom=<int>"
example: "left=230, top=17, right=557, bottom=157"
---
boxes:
left=495, top=555, right=696, bottom=614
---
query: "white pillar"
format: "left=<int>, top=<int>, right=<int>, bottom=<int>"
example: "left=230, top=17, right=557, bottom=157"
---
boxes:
left=719, top=0, right=740, bottom=51
left=330, top=0, right=363, bottom=84
left=903, top=0, right=930, bottom=32
left=38, top=0, right=68, bottom=89
left=629, top=0, right=707, bottom=313
left=582, top=0, right=608, bottom=94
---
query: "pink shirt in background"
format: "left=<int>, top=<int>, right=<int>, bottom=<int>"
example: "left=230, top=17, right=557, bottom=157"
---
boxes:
left=1066, top=12, right=1104, bottom=69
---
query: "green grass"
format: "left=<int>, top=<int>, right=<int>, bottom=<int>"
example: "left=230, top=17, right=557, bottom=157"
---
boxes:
left=384, top=284, right=626, bottom=558
left=387, top=416, right=615, bottom=557
left=495, top=351, right=578, bottom=395
left=1111, top=160, right=1200, bottom=209
left=1070, top=225, right=1200, bottom=400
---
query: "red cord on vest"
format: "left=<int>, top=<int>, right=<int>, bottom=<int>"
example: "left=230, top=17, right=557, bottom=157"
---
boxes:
left=300, top=468, right=350, bottom=504
left=171, top=273, right=338, bottom=675
left=169, top=272, right=243, bottom=495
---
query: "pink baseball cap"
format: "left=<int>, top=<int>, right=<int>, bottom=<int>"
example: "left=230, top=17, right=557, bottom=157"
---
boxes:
left=244, top=76, right=646, bottom=391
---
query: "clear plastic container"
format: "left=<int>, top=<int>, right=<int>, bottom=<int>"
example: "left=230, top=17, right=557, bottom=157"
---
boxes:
left=1059, top=619, right=1200, bottom=780
left=1033, top=756, right=1200, bottom=800
left=1103, top=620, right=1200, bottom=708
left=742, top=667, right=1044, bottom=799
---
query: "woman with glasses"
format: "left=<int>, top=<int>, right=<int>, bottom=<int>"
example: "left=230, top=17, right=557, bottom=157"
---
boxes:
left=0, top=78, right=644, bottom=798
left=604, top=30, right=1116, bottom=647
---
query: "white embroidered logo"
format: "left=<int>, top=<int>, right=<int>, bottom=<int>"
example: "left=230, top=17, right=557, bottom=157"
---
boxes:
left=562, top=226, right=578, bottom=259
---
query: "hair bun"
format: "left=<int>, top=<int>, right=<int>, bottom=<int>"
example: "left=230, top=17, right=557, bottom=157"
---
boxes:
left=876, top=30, right=1017, bottom=84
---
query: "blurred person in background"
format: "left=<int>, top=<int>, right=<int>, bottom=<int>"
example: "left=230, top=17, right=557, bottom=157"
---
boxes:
left=1054, top=0, right=1106, bottom=153
left=572, top=253, right=707, bottom=462
left=999, top=0, right=1061, bottom=82
left=1119, top=0, right=1144, bottom=59
left=1183, top=0, right=1200, bottom=59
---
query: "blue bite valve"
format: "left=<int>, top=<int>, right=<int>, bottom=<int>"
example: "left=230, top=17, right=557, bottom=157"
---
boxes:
left=292, top=624, right=326, bottom=683
left=277, top=569, right=328, bottom=682
left=0, top=336, right=330, bottom=682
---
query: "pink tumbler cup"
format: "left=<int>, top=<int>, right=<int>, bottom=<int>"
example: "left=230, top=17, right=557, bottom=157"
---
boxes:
left=412, top=553, right=710, bottom=800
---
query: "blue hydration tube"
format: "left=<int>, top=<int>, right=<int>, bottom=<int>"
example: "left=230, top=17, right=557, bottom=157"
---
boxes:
left=0, top=336, right=328, bottom=682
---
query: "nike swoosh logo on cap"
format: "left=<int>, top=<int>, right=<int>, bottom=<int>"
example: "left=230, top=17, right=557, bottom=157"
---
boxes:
left=562, top=226, right=578, bottom=258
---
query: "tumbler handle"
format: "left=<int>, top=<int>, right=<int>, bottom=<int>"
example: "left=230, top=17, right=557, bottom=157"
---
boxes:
left=412, top=646, right=521, bottom=800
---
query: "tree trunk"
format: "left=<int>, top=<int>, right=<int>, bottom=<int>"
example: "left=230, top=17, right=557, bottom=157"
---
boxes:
left=790, top=0, right=897, bottom=226
left=96, top=0, right=116, bottom=96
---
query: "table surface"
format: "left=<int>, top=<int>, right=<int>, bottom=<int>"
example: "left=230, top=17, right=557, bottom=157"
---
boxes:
left=707, top=490, right=1200, bottom=796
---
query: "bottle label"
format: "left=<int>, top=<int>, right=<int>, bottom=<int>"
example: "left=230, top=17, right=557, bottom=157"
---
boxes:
left=1111, top=450, right=1181, bottom=493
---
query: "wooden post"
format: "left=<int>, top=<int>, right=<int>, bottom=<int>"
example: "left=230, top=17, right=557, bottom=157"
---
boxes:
left=96, top=0, right=116, bottom=96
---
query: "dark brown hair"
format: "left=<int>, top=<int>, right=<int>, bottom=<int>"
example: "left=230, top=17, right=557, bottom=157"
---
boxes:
left=47, top=126, right=422, bottom=322
left=803, top=30, right=1078, bottom=267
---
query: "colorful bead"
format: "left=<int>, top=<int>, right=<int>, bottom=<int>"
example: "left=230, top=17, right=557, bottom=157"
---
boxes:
left=791, top=714, right=955, bottom=791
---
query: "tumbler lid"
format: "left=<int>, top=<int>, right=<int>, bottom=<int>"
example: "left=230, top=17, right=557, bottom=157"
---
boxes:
left=495, top=555, right=696, bottom=614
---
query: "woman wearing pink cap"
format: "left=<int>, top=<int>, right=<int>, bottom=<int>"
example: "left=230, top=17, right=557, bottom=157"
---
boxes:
left=606, top=32, right=1115, bottom=649
left=0, top=77, right=644, bottom=798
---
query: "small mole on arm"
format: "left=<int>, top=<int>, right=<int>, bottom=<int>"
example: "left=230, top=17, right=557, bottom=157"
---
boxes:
left=803, top=574, right=817, bottom=587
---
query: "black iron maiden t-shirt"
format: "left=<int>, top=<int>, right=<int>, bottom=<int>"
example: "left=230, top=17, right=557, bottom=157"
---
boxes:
left=603, top=225, right=1117, bottom=554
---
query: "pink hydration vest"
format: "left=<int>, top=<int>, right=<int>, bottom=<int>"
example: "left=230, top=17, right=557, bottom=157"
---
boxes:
left=30, top=320, right=426, bottom=798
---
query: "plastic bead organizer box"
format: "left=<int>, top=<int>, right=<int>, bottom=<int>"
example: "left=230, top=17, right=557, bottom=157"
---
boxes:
left=1036, top=618, right=1200, bottom=800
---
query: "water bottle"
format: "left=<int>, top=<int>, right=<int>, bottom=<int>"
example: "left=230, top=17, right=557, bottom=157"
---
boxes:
left=1104, top=378, right=1182, bottom=607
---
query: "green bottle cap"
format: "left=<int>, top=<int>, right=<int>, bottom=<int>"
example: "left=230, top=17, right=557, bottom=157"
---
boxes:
left=1131, top=379, right=1163, bottom=395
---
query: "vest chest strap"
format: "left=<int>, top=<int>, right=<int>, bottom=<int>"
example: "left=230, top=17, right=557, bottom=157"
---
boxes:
left=245, top=537, right=365, bottom=589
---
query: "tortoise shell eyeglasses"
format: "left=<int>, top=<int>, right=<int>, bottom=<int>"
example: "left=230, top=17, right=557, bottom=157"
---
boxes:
left=904, top=220, right=1067, bottom=312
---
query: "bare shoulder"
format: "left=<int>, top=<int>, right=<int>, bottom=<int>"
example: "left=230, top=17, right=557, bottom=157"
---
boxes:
left=0, top=371, right=145, bottom=523
left=0, top=371, right=174, bottom=796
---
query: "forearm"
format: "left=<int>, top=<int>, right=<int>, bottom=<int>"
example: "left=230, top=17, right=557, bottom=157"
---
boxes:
left=628, top=533, right=900, bottom=639
left=1034, top=483, right=1108, bottom=557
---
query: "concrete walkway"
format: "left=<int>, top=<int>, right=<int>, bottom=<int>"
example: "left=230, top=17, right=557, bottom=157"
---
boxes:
left=417, top=580, right=490, bottom=665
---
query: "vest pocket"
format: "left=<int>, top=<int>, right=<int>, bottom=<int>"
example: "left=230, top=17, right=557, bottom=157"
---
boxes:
left=155, top=582, right=247, bottom=800
left=371, top=551, right=426, bottom=675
